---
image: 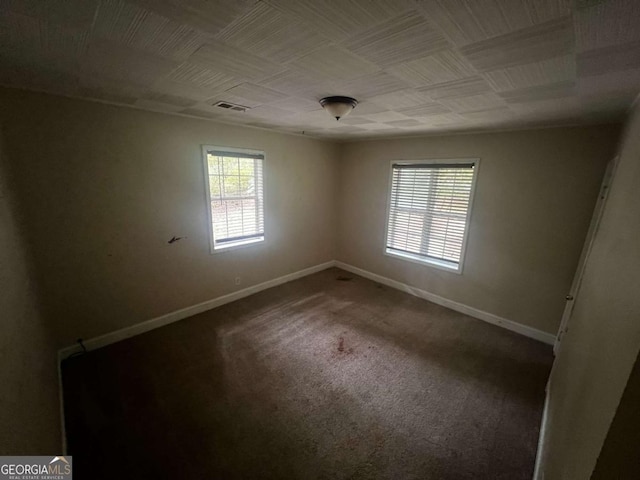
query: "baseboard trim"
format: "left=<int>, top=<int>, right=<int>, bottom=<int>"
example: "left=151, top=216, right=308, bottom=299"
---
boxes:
left=56, top=258, right=553, bottom=456
left=58, top=260, right=337, bottom=359
left=58, top=258, right=555, bottom=360
left=335, top=261, right=555, bottom=345
left=533, top=376, right=552, bottom=479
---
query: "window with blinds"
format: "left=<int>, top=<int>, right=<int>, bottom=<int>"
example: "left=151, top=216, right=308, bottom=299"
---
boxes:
left=385, top=160, right=479, bottom=272
left=203, top=146, right=264, bottom=252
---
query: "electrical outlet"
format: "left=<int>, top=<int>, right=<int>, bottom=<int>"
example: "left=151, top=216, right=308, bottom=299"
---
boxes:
left=234, top=277, right=241, bottom=286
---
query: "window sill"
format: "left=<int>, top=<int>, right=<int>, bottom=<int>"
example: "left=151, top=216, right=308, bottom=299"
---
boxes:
left=384, top=248, right=462, bottom=274
left=211, top=236, right=264, bottom=254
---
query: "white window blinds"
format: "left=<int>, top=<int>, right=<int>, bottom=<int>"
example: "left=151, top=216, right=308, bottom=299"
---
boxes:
left=386, top=161, right=477, bottom=271
left=204, top=148, right=264, bottom=251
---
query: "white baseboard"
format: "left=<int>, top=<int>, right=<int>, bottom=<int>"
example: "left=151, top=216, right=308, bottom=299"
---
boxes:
left=57, top=258, right=554, bottom=455
left=58, top=260, right=337, bottom=359
left=58, top=258, right=554, bottom=362
left=533, top=376, right=552, bottom=480
left=335, top=261, right=556, bottom=345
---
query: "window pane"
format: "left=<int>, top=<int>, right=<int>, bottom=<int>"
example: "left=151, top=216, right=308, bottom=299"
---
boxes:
left=209, top=176, right=222, bottom=198
left=223, top=156, right=239, bottom=174
left=207, top=155, right=220, bottom=173
left=222, top=175, right=241, bottom=197
left=238, top=157, right=254, bottom=175
left=211, top=200, right=227, bottom=239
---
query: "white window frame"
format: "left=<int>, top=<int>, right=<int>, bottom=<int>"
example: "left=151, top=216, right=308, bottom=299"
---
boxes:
left=202, top=145, right=265, bottom=254
left=383, top=158, right=480, bottom=274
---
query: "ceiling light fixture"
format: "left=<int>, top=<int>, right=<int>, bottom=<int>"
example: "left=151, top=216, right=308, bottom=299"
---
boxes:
left=320, top=96, right=358, bottom=121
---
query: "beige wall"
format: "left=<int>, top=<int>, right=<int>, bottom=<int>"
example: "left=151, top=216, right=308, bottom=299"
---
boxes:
left=0, top=85, right=631, bottom=460
left=0, top=131, right=61, bottom=453
left=539, top=102, right=640, bottom=479
left=337, top=126, right=620, bottom=335
left=0, top=88, right=339, bottom=348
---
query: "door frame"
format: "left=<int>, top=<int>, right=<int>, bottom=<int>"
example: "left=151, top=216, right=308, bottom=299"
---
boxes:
left=554, top=156, right=619, bottom=354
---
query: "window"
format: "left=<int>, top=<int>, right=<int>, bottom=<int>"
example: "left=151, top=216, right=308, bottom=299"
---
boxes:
left=385, top=159, right=479, bottom=273
left=202, top=146, right=264, bottom=252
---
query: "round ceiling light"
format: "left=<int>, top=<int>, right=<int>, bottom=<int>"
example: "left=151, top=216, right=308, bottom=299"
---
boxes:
left=320, top=96, right=358, bottom=121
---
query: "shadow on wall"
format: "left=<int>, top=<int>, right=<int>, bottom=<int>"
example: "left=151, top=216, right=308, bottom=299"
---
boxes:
left=0, top=135, right=61, bottom=453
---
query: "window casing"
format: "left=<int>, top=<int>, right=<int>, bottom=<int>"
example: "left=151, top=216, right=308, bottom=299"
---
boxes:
left=385, top=159, right=479, bottom=273
left=202, top=146, right=265, bottom=252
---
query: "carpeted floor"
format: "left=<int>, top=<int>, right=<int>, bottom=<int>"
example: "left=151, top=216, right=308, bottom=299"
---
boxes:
left=62, top=267, right=553, bottom=479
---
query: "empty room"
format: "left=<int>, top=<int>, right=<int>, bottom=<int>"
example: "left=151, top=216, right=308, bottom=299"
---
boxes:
left=1, top=0, right=640, bottom=479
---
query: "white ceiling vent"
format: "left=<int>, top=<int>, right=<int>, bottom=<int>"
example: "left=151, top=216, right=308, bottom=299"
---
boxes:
left=213, top=101, right=249, bottom=112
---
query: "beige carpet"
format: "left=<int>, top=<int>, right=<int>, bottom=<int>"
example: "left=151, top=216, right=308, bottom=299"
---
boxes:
left=62, top=267, right=553, bottom=479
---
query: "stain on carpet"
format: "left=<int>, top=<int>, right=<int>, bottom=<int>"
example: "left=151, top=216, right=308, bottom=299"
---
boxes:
left=337, top=335, right=354, bottom=356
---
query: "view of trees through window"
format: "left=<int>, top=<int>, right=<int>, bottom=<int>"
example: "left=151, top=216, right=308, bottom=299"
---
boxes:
left=206, top=153, right=264, bottom=246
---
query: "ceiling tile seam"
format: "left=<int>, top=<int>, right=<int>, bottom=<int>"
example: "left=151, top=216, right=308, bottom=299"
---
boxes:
left=263, top=0, right=418, bottom=42
left=0, top=0, right=634, bottom=138
left=212, top=0, right=335, bottom=64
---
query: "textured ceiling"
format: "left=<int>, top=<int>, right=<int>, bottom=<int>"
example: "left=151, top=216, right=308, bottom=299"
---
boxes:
left=0, top=0, right=638, bottom=139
